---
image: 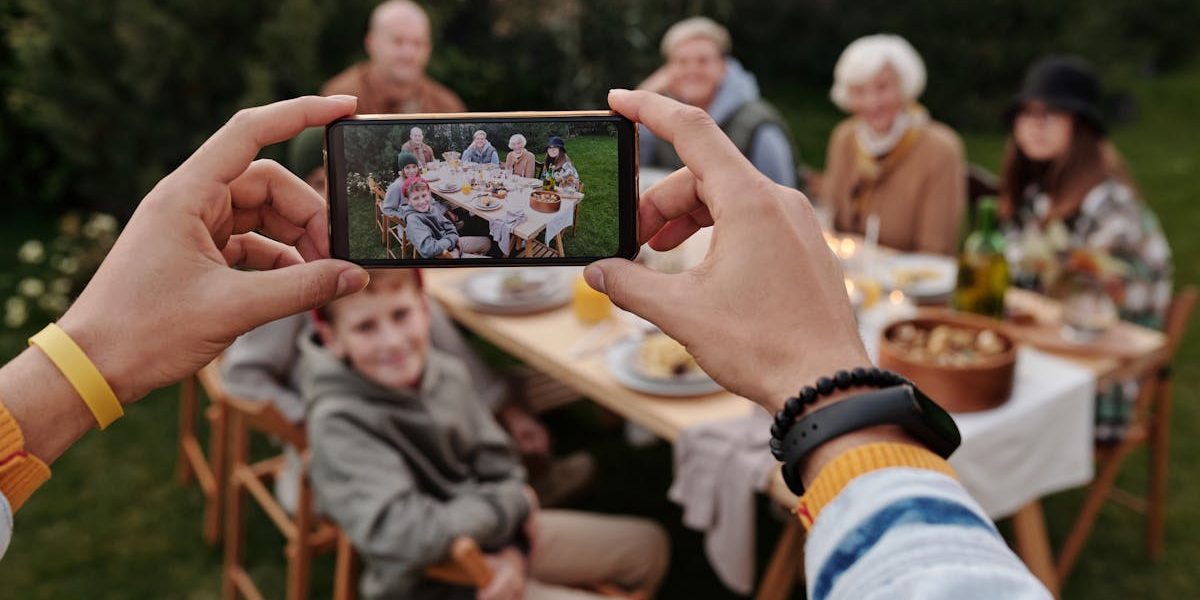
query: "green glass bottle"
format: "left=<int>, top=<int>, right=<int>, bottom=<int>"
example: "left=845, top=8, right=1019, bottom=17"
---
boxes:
left=541, top=163, right=556, bottom=191
left=953, top=198, right=1010, bottom=318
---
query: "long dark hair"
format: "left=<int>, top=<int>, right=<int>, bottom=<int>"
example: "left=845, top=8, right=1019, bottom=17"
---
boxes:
left=547, top=147, right=570, bottom=168
left=999, top=117, right=1134, bottom=222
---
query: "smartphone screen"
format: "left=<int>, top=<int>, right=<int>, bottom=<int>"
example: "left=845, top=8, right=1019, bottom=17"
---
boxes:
left=326, top=112, right=639, bottom=267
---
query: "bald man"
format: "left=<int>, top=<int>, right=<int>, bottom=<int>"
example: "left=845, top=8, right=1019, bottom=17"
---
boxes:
left=321, top=0, right=465, bottom=114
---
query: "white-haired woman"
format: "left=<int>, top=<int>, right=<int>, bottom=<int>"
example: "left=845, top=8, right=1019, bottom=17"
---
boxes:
left=400, top=126, right=435, bottom=166
left=819, top=34, right=965, bottom=255
left=503, top=133, right=535, bottom=178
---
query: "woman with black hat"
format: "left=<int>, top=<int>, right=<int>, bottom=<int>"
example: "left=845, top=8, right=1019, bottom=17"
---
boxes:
left=1001, top=56, right=1173, bottom=442
left=541, top=136, right=581, bottom=190
left=1001, top=55, right=1172, bottom=326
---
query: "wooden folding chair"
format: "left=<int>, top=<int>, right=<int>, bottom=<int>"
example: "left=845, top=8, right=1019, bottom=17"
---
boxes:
left=220, top=374, right=357, bottom=600
left=367, top=175, right=409, bottom=259
left=1055, top=286, right=1197, bottom=581
left=177, top=363, right=229, bottom=545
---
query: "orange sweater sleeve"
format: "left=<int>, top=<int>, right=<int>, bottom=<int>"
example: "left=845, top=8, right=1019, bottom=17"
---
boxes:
left=0, top=396, right=51, bottom=512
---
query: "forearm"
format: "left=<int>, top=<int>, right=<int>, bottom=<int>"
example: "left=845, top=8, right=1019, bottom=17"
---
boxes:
left=0, top=347, right=95, bottom=465
left=803, top=456, right=1049, bottom=599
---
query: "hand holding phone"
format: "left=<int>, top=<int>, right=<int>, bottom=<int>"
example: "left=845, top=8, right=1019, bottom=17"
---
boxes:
left=325, top=111, right=639, bottom=267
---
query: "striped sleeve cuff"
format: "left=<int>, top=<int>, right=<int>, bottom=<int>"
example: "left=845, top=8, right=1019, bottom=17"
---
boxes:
left=0, top=397, right=51, bottom=512
left=794, top=442, right=956, bottom=529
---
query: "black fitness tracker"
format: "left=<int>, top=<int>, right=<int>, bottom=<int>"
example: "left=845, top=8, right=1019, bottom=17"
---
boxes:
left=776, top=384, right=961, bottom=495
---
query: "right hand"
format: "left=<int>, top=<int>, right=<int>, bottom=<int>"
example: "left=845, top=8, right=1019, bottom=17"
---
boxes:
left=477, top=547, right=527, bottom=600
left=585, top=90, right=871, bottom=414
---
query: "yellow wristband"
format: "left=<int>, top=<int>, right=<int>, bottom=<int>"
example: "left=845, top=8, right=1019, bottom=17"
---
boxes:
left=28, top=323, right=123, bottom=429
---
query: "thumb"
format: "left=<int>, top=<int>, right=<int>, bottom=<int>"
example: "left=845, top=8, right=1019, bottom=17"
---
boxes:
left=584, top=259, right=679, bottom=326
left=227, top=259, right=369, bottom=331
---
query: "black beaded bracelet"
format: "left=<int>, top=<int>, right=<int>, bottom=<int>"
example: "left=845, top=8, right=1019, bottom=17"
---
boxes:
left=769, top=367, right=911, bottom=461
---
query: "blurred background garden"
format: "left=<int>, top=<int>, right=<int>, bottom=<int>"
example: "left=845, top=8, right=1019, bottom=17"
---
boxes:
left=1, top=0, right=1199, bottom=597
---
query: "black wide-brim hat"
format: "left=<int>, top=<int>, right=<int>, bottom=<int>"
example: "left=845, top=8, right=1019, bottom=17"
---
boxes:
left=1006, top=55, right=1107, bottom=135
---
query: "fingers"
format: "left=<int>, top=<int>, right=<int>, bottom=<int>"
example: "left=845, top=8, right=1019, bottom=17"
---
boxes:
left=583, top=259, right=683, bottom=328
left=220, top=232, right=305, bottom=270
left=186, top=95, right=356, bottom=184
left=638, top=167, right=704, bottom=242
left=647, top=206, right=713, bottom=252
left=222, top=260, right=369, bottom=332
left=228, top=159, right=330, bottom=260
left=608, top=89, right=756, bottom=194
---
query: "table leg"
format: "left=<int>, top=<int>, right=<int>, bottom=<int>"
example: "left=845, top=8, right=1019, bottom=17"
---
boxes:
left=554, top=233, right=565, bottom=257
left=525, top=237, right=533, bottom=257
left=1012, top=500, right=1060, bottom=598
left=756, top=518, right=804, bottom=600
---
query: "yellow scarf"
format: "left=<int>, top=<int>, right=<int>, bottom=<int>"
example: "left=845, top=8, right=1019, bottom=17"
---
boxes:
left=848, top=106, right=928, bottom=229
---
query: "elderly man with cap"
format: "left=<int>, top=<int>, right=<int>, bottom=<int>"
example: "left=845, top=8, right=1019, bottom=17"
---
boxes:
left=637, top=16, right=798, bottom=188
left=321, top=0, right=465, bottom=114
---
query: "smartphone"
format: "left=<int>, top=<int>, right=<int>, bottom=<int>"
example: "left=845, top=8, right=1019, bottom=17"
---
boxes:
left=326, top=111, right=639, bottom=267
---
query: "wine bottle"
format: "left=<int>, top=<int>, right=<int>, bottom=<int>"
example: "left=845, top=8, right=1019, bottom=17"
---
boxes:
left=953, top=198, right=1010, bottom=318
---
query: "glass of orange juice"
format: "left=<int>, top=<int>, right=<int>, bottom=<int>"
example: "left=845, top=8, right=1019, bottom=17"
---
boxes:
left=572, top=274, right=612, bottom=323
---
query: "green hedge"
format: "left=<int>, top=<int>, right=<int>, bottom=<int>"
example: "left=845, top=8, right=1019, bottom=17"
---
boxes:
left=3, top=0, right=1197, bottom=216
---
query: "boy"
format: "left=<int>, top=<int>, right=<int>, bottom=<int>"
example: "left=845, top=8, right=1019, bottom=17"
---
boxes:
left=302, top=271, right=669, bottom=599
left=401, top=178, right=492, bottom=258
left=382, top=152, right=423, bottom=216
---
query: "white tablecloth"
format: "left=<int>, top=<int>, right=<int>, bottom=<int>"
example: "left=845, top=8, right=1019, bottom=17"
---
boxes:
left=949, top=348, right=1097, bottom=518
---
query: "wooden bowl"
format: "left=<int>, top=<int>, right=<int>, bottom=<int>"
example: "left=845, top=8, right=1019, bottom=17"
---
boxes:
left=529, top=190, right=562, bottom=213
left=877, top=309, right=1017, bottom=413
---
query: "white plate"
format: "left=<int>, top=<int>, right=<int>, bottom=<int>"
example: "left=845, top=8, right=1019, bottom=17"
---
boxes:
left=462, top=269, right=569, bottom=314
left=473, top=198, right=504, bottom=211
left=606, top=338, right=723, bottom=397
left=882, top=254, right=958, bottom=298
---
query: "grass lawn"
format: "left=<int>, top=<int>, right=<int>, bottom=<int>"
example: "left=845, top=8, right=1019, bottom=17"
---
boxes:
left=1, top=66, right=1198, bottom=598
left=348, top=135, right=619, bottom=260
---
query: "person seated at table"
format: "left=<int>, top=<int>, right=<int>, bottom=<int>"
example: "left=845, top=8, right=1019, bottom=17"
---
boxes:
left=400, top=126, right=435, bottom=166
left=504, top=133, right=536, bottom=178
left=1000, top=55, right=1172, bottom=325
left=542, top=136, right=580, bottom=189
left=302, top=269, right=670, bottom=600
left=1000, top=56, right=1173, bottom=443
left=636, top=17, right=798, bottom=188
left=818, top=34, right=965, bottom=256
left=462, top=129, right=500, bottom=165
left=382, top=152, right=424, bottom=217
left=401, top=178, right=491, bottom=258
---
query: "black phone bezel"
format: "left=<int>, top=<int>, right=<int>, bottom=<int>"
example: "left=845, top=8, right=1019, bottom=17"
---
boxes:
left=326, top=112, right=639, bottom=267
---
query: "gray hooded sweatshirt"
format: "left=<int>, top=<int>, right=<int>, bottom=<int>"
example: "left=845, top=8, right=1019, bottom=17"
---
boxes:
left=639, top=58, right=798, bottom=188
left=401, top=202, right=460, bottom=259
left=298, top=334, right=529, bottom=599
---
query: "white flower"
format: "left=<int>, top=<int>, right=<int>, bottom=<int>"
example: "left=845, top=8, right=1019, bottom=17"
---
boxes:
left=56, top=256, right=79, bottom=275
left=18, top=278, right=45, bottom=298
left=4, top=297, right=28, bottom=329
left=50, top=278, right=72, bottom=295
left=37, top=294, right=70, bottom=315
left=18, top=240, right=45, bottom=264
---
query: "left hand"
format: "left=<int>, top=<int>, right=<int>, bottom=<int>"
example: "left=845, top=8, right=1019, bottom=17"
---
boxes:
left=477, top=547, right=527, bottom=600
left=501, top=404, right=551, bottom=458
left=58, top=95, right=370, bottom=403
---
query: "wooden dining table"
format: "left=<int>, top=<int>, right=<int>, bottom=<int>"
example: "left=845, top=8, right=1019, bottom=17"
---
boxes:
left=422, top=243, right=1168, bottom=599
left=423, top=163, right=582, bottom=257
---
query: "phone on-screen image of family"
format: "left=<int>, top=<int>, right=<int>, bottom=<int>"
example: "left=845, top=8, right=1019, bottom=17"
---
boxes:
left=326, top=111, right=640, bottom=267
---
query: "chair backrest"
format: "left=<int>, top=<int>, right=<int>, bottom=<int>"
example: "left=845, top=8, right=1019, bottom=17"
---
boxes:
left=199, top=359, right=306, bottom=449
left=1163, top=286, right=1197, bottom=357
left=367, top=176, right=386, bottom=202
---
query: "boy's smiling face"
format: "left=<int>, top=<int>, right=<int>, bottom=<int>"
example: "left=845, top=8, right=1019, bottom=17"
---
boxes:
left=318, top=275, right=430, bottom=391
left=408, top=187, right=432, bottom=212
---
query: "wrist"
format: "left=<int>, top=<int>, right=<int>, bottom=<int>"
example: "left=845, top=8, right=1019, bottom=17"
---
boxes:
left=57, top=311, right=136, bottom=404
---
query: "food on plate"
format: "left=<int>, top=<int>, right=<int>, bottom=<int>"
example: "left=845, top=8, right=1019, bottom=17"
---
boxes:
left=500, top=271, right=546, bottom=299
left=889, top=322, right=1009, bottom=367
left=637, top=333, right=700, bottom=379
left=493, top=188, right=508, bottom=199
left=892, top=267, right=943, bottom=288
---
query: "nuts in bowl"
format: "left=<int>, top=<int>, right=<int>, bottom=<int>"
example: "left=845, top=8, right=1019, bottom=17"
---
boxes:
left=878, top=309, right=1017, bottom=412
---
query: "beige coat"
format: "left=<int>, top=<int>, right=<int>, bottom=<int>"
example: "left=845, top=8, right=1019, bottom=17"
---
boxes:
left=821, top=118, right=966, bottom=255
left=504, top=150, right=536, bottom=178
left=321, top=62, right=465, bottom=115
